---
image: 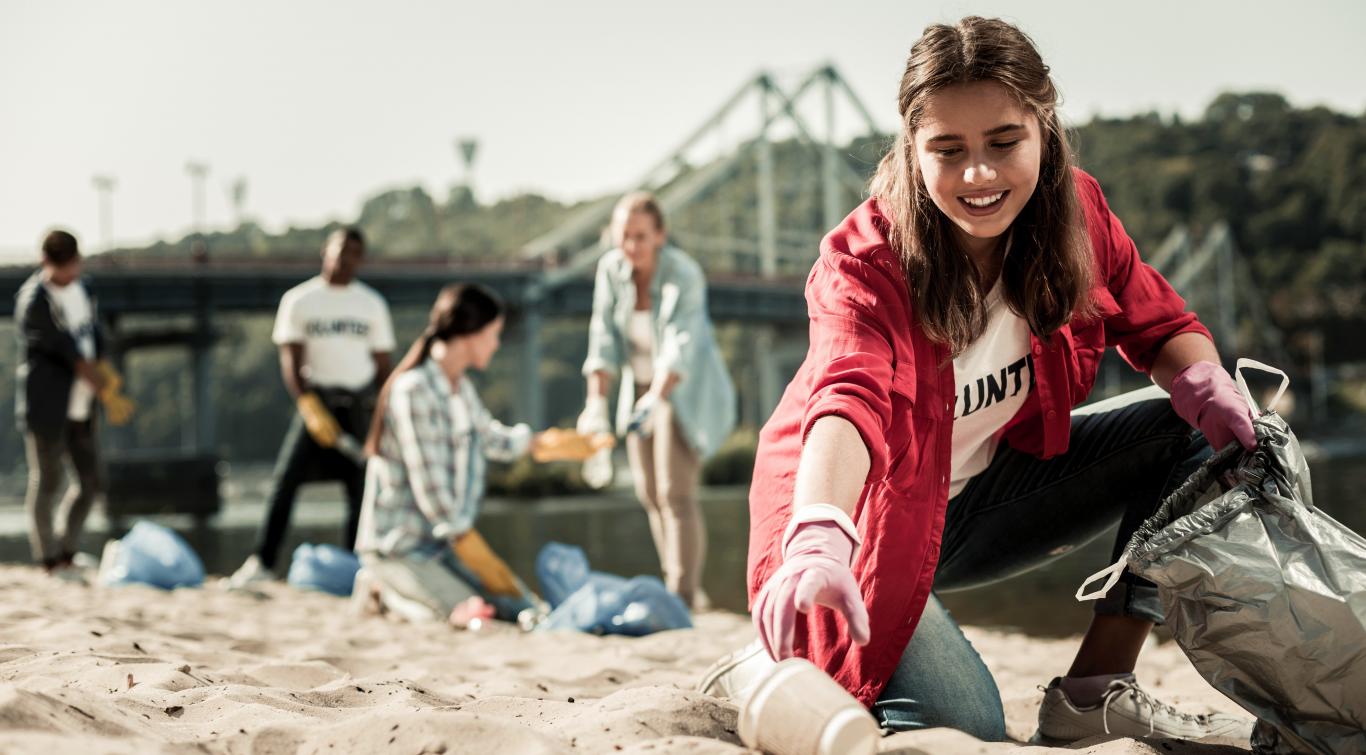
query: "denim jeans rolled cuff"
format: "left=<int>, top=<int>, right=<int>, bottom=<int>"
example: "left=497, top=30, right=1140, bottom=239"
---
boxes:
left=1093, top=576, right=1164, bottom=625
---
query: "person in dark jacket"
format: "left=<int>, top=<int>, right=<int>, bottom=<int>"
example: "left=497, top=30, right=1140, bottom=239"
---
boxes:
left=14, top=230, right=112, bottom=578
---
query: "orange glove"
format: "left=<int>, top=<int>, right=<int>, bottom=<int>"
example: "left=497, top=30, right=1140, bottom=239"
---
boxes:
left=296, top=392, right=340, bottom=448
left=95, top=361, right=136, bottom=426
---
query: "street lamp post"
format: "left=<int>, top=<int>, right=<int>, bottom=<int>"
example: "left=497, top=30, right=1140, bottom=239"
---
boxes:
left=91, top=174, right=116, bottom=251
left=185, top=161, right=209, bottom=233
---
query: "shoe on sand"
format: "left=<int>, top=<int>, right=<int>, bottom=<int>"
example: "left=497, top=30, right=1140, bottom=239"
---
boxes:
left=1034, top=675, right=1252, bottom=743
left=47, top=562, right=88, bottom=584
left=695, top=639, right=775, bottom=704
left=227, top=555, right=275, bottom=590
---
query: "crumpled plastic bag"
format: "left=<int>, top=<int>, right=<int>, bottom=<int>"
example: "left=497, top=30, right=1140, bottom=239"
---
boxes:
left=1078, top=360, right=1366, bottom=754
left=97, top=521, right=205, bottom=590
left=533, top=542, right=692, bottom=636
left=535, top=541, right=595, bottom=608
left=287, top=543, right=361, bottom=597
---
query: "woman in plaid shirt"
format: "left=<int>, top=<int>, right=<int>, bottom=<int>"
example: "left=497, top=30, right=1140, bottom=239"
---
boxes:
left=356, top=283, right=544, bottom=625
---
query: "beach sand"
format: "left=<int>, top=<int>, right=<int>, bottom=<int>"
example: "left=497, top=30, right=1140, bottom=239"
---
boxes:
left=0, top=565, right=1253, bottom=754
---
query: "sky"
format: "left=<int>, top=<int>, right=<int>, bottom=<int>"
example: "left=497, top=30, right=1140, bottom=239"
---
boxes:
left=2, top=0, right=1363, bottom=261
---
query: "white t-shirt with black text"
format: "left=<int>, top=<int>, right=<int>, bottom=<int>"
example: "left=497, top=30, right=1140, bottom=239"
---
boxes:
left=44, top=281, right=98, bottom=421
left=948, top=282, right=1034, bottom=498
left=272, top=277, right=395, bottom=391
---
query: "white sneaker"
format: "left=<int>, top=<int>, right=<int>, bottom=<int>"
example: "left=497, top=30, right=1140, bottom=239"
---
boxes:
left=695, top=639, right=776, bottom=704
left=1034, top=676, right=1253, bottom=743
left=48, top=562, right=88, bottom=584
left=227, top=555, right=276, bottom=590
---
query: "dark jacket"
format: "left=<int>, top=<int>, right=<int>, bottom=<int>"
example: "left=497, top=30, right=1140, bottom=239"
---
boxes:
left=14, top=272, right=105, bottom=440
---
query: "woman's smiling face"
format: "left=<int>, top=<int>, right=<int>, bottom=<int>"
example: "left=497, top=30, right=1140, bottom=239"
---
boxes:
left=912, top=80, right=1044, bottom=255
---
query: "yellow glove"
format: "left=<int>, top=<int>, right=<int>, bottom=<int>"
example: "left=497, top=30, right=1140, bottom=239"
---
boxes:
left=94, top=360, right=123, bottom=395
left=296, top=392, right=340, bottom=448
left=452, top=529, right=523, bottom=597
left=94, top=361, right=136, bottom=426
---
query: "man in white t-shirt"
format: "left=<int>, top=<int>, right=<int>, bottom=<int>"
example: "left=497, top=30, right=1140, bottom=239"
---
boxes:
left=14, top=230, right=115, bottom=579
left=231, top=228, right=395, bottom=586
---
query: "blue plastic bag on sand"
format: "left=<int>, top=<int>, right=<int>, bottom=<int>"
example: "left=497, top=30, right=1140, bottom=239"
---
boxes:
left=534, top=541, right=692, bottom=636
left=287, top=543, right=361, bottom=597
left=535, top=541, right=594, bottom=608
left=98, top=521, right=204, bottom=590
left=539, top=574, right=692, bottom=636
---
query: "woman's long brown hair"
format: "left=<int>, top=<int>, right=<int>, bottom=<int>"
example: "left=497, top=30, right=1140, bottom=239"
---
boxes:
left=869, top=16, right=1094, bottom=356
left=363, top=283, right=505, bottom=457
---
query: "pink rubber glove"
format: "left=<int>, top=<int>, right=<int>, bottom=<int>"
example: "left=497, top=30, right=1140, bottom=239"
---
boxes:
left=1170, top=361, right=1257, bottom=451
left=752, top=519, right=871, bottom=661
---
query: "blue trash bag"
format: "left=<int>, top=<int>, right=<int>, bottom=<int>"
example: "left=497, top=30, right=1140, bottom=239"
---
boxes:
left=98, top=521, right=205, bottom=590
left=535, top=541, right=593, bottom=608
left=538, top=573, right=693, bottom=636
left=287, top=543, right=361, bottom=597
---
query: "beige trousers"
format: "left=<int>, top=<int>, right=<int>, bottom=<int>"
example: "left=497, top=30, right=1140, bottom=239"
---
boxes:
left=625, top=390, right=705, bottom=608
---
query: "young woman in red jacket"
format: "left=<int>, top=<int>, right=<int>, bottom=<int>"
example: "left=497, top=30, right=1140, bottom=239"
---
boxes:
left=739, top=17, right=1257, bottom=744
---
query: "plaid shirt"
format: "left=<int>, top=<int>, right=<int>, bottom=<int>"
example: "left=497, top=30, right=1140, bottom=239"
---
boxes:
left=357, top=358, right=531, bottom=557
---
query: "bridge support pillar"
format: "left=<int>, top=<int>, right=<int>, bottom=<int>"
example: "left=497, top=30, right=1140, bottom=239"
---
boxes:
left=191, top=279, right=216, bottom=454
left=753, top=327, right=782, bottom=426
left=518, top=294, right=546, bottom=429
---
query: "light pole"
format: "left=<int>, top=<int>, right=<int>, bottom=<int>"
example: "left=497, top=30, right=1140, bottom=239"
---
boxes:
left=455, top=137, right=478, bottom=202
left=185, top=160, right=209, bottom=233
left=228, top=176, right=247, bottom=228
left=91, top=174, right=116, bottom=251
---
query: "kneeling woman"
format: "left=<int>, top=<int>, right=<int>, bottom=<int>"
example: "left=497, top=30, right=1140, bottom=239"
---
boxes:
left=743, top=17, right=1257, bottom=745
left=356, top=283, right=540, bottom=625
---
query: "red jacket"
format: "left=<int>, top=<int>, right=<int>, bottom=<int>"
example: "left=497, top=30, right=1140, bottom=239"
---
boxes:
left=746, top=169, right=1211, bottom=706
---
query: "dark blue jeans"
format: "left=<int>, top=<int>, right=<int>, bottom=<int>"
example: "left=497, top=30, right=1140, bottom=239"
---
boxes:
left=872, top=386, right=1210, bottom=739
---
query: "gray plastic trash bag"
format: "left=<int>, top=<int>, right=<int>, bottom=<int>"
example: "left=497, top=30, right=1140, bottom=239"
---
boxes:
left=1077, top=360, right=1366, bottom=754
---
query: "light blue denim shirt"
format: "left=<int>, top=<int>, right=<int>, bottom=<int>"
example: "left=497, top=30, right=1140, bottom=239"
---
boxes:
left=582, top=245, right=737, bottom=460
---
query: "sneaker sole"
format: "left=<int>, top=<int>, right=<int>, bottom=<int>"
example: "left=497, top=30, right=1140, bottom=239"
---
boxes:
left=695, top=643, right=765, bottom=696
left=1026, top=730, right=1076, bottom=747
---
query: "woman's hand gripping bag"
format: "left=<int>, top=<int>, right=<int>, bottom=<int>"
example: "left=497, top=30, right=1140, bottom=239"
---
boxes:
left=1078, top=360, right=1366, bottom=755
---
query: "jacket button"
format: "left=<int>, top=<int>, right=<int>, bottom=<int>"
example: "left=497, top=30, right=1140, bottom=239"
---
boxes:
left=1046, top=410, right=1057, bottom=421
left=1033, top=344, right=1043, bottom=356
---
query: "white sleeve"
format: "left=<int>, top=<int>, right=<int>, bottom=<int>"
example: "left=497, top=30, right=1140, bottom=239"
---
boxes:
left=370, top=296, right=396, bottom=353
left=272, top=290, right=304, bottom=345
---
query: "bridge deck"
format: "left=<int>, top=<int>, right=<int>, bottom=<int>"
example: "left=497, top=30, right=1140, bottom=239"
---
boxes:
left=0, top=258, right=810, bottom=323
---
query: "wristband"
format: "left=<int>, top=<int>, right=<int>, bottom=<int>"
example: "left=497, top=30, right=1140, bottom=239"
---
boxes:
left=781, top=503, right=862, bottom=561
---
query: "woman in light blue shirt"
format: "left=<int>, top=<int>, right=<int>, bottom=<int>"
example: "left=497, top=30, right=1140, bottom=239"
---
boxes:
left=578, top=192, right=737, bottom=609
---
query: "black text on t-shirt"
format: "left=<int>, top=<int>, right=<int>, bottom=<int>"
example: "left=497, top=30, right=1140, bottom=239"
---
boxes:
left=305, top=318, right=372, bottom=338
left=957, top=353, right=1034, bottom=419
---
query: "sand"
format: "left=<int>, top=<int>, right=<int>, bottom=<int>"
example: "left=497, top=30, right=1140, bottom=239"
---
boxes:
left=0, top=565, right=1253, bottom=755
